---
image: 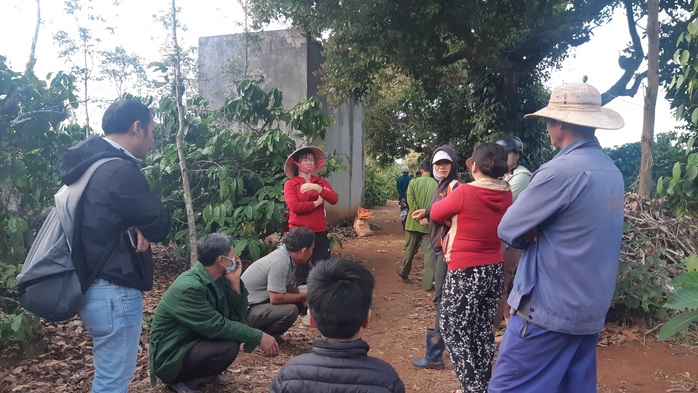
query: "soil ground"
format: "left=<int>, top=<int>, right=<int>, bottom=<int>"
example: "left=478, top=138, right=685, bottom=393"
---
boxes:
left=1, top=200, right=697, bottom=392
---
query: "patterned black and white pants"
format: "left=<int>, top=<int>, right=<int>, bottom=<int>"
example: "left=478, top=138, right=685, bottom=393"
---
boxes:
left=440, top=263, right=503, bottom=393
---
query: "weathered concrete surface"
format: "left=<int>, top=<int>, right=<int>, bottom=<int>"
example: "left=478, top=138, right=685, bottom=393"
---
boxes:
left=198, top=29, right=364, bottom=223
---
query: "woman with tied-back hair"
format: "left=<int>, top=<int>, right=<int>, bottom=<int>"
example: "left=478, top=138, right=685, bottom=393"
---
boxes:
left=429, top=142, right=513, bottom=393
left=282, top=146, right=338, bottom=293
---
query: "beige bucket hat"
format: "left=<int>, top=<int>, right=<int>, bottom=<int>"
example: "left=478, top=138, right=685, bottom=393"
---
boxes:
left=284, top=146, right=327, bottom=178
left=524, top=83, right=624, bottom=130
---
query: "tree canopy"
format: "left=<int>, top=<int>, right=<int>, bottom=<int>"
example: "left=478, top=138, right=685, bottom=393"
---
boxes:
left=249, top=0, right=643, bottom=165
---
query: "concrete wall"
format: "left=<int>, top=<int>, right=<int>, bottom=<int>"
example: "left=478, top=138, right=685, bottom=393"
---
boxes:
left=198, top=29, right=364, bottom=223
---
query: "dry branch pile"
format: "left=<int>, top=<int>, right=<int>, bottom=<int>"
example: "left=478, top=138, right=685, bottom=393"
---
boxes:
left=623, top=193, right=697, bottom=266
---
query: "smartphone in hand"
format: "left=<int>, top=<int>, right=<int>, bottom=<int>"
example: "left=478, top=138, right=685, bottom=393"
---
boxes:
left=125, top=230, right=137, bottom=248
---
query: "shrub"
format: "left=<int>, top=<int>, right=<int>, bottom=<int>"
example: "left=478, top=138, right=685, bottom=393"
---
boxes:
left=363, top=161, right=397, bottom=207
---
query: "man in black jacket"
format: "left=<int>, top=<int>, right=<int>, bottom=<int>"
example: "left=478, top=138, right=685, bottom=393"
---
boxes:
left=59, top=100, right=171, bottom=393
left=271, top=259, right=405, bottom=393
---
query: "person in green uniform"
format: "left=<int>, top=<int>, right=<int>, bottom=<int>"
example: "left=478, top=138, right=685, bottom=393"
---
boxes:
left=396, top=160, right=438, bottom=290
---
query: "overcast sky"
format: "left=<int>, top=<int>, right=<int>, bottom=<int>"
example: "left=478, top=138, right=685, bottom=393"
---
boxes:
left=0, top=1, right=684, bottom=148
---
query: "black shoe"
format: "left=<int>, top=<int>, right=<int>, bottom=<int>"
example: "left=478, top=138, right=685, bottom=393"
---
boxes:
left=412, top=356, right=445, bottom=369
left=396, top=267, right=408, bottom=280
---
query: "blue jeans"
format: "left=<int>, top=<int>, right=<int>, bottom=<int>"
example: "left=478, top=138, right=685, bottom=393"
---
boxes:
left=79, top=279, right=143, bottom=393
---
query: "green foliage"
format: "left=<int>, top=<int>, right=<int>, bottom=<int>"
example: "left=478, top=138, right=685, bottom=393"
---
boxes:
left=328, top=233, right=343, bottom=252
left=656, top=135, right=698, bottom=214
left=659, top=255, right=698, bottom=340
left=0, top=312, right=39, bottom=346
left=363, top=161, right=397, bottom=207
left=148, top=81, right=336, bottom=261
left=248, top=0, right=616, bottom=167
left=612, top=226, right=671, bottom=319
left=0, top=262, right=39, bottom=348
left=605, top=131, right=690, bottom=192
left=614, top=255, right=670, bottom=319
left=99, top=46, right=149, bottom=97
left=0, top=57, right=81, bottom=263
left=663, top=2, right=698, bottom=136
left=0, top=58, right=79, bottom=352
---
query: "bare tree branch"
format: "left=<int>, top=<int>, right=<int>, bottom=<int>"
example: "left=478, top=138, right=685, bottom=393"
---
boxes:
left=601, top=0, right=646, bottom=105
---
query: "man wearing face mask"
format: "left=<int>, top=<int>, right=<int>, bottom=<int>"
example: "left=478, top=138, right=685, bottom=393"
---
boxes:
left=149, top=233, right=279, bottom=393
left=410, top=145, right=460, bottom=369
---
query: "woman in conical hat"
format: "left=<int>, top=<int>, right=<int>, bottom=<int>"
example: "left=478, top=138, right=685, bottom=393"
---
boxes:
left=283, top=146, right=338, bottom=289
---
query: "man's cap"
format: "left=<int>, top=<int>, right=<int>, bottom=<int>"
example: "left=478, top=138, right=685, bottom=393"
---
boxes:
left=524, top=83, right=624, bottom=130
left=400, top=165, right=409, bottom=173
left=432, top=150, right=452, bottom=164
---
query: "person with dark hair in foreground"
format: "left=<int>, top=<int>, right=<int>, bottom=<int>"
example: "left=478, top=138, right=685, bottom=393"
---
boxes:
left=271, top=259, right=405, bottom=393
left=149, top=233, right=279, bottom=393
left=242, top=227, right=315, bottom=337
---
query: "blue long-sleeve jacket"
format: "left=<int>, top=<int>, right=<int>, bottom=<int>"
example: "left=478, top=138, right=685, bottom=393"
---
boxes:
left=498, top=137, right=624, bottom=335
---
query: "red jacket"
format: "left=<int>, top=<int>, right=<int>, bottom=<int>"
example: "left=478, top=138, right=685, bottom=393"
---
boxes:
left=284, top=176, right=338, bottom=233
left=430, top=181, right=512, bottom=270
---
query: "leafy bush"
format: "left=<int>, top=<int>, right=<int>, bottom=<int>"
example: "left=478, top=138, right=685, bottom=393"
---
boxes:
left=0, top=58, right=80, bottom=350
left=659, top=255, right=698, bottom=340
left=613, top=253, right=670, bottom=319
left=147, top=81, right=336, bottom=261
left=656, top=135, right=698, bottom=215
left=0, top=58, right=81, bottom=263
left=605, top=132, right=690, bottom=192
left=363, top=161, right=397, bottom=207
left=612, top=223, right=673, bottom=319
left=0, top=261, right=41, bottom=351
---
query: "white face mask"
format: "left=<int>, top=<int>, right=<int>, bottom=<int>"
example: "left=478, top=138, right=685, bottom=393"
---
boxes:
left=222, top=256, right=237, bottom=273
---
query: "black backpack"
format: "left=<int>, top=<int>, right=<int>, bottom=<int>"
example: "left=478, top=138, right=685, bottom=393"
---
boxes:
left=16, top=158, right=119, bottom=321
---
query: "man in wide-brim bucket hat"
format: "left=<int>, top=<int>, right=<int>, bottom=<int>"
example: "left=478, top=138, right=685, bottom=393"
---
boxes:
left=523, top=82, right=624, bottom=129
left=284, top=146, right=327, bottom=179
left=489, top=83, right=626, bottom=393
left=281, top=146, right=338, bottom=328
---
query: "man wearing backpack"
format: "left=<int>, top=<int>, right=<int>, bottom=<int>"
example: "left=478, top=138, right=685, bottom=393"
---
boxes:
left=59, top=100, right=171, bottom=393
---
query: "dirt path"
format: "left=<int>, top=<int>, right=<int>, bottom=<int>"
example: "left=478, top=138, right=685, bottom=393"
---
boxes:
left=2, top=201, right=697, bottom=392
left=336, top=201, right=698, bottom=393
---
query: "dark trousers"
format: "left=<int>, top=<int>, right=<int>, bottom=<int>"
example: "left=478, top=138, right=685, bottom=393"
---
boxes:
left=294, top=231, right=331, bottom=285
left=245, top=303, right=299, bottom=337
left=175, top=339, right=240, bottom=383
left=433, top=254, right=447, bottom=332
left=493, top=244, right=523, bottom=329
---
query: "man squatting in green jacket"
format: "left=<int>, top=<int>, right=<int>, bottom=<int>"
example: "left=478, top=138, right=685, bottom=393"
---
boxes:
left=149, top=233, right=280, bottom=393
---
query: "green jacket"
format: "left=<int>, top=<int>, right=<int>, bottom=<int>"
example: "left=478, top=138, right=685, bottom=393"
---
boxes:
left=405, top=175, right=437, bottom=233
left=149, top=262, right=263, bottom=385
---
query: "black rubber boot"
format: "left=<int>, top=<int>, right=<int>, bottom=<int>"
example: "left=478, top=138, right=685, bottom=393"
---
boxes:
left=412, top=328, right=445, bottom=369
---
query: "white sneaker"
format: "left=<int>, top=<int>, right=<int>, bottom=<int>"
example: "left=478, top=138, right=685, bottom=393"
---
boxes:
left=301, top=314, right=311, bottom=327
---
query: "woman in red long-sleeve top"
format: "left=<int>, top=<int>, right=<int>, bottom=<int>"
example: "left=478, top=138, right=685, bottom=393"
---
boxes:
left=429, top=142, right=512, bottom=393
left=283, top=146, right=338, bottom=287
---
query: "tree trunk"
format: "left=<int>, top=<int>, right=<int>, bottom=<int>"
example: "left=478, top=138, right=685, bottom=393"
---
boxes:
left=26, top=0, right=41, bottom=73
left=171, top=0, right=198, bottom=265
left=83, top=40, right=90, bottom=136
left=639, top=0, right=659, bottom=197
